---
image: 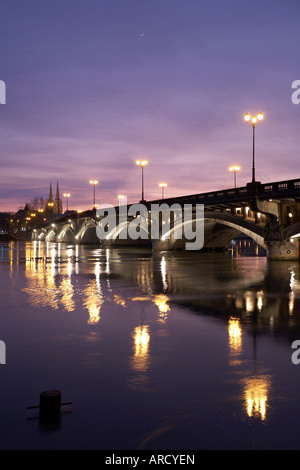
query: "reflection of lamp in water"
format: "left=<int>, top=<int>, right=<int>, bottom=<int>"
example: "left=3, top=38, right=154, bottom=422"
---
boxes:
left=243, top=376, right=270, bottom=421
left=289, top=293, right=295, bottom=315
left=289, top=270, right=296, bottom=315
left=114, top=295, right=127, bottom=307
left=245, top=291, right=255, bottom=313
left=161, top=256, right=168, bottom=292
left=66, top=248, right=73, bottom=277
left=228, top=317, right=242, bottom=354
left=59, top=277, right=75, bottom=312
left=83, top=278, right=102, bottom=325
left=257, top=291, right=264, bottom=312
left=242, top=312, right=271, bottom=421
left=290, top=270, right=295, bottom=290
left=106, top=248, right=110, bottom=275
left=153, top=294, right=170, bottom=323
left=132, top=325, right=150, bottom=372
left=23, top=249, right=60, bottom=310
left=87, top=304, right=101, bottom=324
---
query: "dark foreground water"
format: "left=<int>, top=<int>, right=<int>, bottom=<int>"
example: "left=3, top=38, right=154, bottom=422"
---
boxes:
left=0, top=241, right=300, bottom=450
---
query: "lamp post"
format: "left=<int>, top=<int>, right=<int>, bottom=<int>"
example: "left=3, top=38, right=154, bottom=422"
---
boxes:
left=118, top=195, right=125, bottom=205
left=229, top=166, right=240, bottom=188
left=244, top=112, right=264, bottom=184
left=63, top=193, right=70, bottom=212
left=89, top=180, right=98, bottom=208
left=136, top=160, right=148, bottom=201
left=159, top=183, right=167, bottom=199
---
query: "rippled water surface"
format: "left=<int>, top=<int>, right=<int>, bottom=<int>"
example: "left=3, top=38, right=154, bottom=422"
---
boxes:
left=1, top=241, right=300, bottom=449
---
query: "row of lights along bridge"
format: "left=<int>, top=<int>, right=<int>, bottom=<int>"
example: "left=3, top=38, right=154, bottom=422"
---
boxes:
left=62, top=112, right=264, bottom=209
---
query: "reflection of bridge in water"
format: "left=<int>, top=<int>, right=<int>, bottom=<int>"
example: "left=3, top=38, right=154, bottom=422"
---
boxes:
left=7, top=241, right=299, bottom=335
left=32, top=178, right=300, bottom=261
left=5, top=241, right=300, bottom=422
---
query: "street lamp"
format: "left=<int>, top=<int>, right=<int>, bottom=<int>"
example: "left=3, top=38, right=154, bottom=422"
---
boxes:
left=229, top=166, right=240, bottom=188
left=136, top=160, right=148, bottom=201
left=244, top=112, right=264, bottom=184
left=63, top=193, right=70, bottom=211
left=89, top=180, right=98, bottom=208
left=159, top=183, right=167, bottom=199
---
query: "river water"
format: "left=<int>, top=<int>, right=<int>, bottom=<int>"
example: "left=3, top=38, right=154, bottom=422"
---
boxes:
left=0, top=240, right=300, bottom=450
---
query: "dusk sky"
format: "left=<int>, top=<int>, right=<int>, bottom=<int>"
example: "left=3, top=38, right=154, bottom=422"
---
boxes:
left=0, top=0, right=299, bottom=212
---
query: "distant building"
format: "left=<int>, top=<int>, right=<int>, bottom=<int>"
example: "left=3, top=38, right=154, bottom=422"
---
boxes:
left=46, top=182, right=63, bottom=216
left=14, top=204, right=31, bottom=220
left=0, top=212, right=13, bottom=235
left=9, top=204, right=32, bottom=235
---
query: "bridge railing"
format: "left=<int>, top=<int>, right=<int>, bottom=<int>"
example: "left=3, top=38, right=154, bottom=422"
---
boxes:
left=261, top=179, right=300, bottom=196
left=148, top=178, right=300, bottom=206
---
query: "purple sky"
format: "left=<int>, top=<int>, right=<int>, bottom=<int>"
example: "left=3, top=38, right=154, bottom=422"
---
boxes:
left=0, top=0, right=299, bottom=212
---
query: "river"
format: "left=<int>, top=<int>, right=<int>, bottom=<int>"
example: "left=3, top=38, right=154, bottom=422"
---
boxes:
left=0, top=240, right=300, bottom=449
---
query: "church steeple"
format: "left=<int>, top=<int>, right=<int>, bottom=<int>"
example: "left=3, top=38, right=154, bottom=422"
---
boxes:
left=46, top=181, right=63, bottom=216
left=55, top=181, right=60, bottom=200
left=49, top=183, right=53, bottom=202
left=54, top=182, right=63, bottom=215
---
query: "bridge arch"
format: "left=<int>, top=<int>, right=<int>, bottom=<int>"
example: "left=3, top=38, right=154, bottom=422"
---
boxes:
left=283, top=222, right=300, bottom=241
left=57, top=224, right=75, bottom=243
left=38, top=231, right=45, bottom=240
left=205, top=215, right=266, bottom=248
left=45, top=229, right=57, bottom=242
left=100, top=219, right=150, bottom=242
left=159, top=213, right=266, bottom=250
left=100, top=220, right=130, bottom=241
left=76, top=220, right=98, bottom=244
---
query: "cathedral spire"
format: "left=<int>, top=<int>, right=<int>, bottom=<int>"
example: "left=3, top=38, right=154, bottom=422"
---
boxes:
left=54, top=182, right=63, bottom=215
left=46, top=181, right=63, bottom=216
left=56, top=181, right=60, bottom=200
left=49, top=183, right=53, bottom=202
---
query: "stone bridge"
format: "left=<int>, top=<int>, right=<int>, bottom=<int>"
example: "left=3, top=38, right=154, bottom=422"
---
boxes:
left=32, top=178, right=300, bottom=260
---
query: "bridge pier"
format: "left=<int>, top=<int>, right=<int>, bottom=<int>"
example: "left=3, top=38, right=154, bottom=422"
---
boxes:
left=266, top=240, right=299, bottom=261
